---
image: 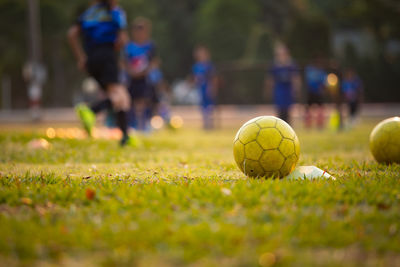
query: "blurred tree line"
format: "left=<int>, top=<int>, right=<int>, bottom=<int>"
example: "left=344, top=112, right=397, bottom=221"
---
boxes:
left=1, top=0, right=400, bottom=108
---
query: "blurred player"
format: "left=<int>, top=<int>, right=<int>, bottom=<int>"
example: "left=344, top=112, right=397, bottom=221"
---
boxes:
left=124, top=17, right=156, bottom=131
left=342, top=68, right=363, bottom=128
left=265, top=43, right=301, bottom=124
left=192, top=45, right=218, bottom=130
left=304, top=56, right=327, bottom=128
left=68, top=0, right=131, bottom=146
left=147, top=58, right=171, bottom=123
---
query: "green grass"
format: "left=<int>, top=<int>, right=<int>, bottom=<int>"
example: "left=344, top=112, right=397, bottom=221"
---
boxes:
left=0, top=120, right=400, bottom=266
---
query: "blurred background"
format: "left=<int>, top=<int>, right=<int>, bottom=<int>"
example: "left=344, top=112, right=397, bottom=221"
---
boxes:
left=1, top=0, right=400, bottom=110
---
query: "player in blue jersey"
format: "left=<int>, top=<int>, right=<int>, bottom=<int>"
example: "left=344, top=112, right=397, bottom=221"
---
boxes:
left=68, top=0, right=131, bottom=146
left=191, top=45, right=218, bottom=130
left=342, top=68, right=363, bottom=127
left=124, top=17, right=157, bottom=131
left=304, top=56, right=327, bottom=128
left=265, top=43, right=301, bottom=124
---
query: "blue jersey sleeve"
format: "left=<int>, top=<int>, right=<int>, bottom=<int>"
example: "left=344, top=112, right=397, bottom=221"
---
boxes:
left=78, top=4, right=127, bottom=48
left=111, top=8, right=127, bottom=29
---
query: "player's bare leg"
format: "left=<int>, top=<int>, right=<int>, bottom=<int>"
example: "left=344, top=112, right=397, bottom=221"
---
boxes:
left=107, top=83, right=131, bottom=146
left=316, top=106, right=325, bottom=129
left=304, top=105, right=312, bottom=128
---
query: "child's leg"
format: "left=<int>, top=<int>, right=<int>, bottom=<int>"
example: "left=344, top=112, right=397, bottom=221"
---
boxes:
left=202, top=93, right=216, bottom=130
left=116, top=110, right=128, bottom=137
left=304, top=104, right=312, bottom=128
left=316, top=104, right=325, bottom=129
left=304, top=92, right=313, bottom=128
left=134, top=99, right=146, bottom=131
left=107, top=83, right=130, bottom=140
left=208, top=106, right=215, bottom=129
left=349, top=102, right=358, bottom=118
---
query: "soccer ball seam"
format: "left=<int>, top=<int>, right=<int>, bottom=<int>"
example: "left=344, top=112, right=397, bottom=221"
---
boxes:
left=239, top=123, right=261, bottom=144
left=244, top=141, right=263, bottom=161
left=278, top=138, right=296, bottom=158
left=257, top=128, right=282, bottom=150
left=255, top=117, right=278, bottom=128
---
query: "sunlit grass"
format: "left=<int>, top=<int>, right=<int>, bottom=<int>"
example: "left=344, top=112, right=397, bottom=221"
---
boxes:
left=0, top=120, right=399, bottom=266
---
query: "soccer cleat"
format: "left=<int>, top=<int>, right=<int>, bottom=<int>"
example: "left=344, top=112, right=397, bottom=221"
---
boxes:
left=120, top=134, right=130, bottom=147
left=75, top=104, right=96, bottom=137
left=120, top=134, right=142, bottom=148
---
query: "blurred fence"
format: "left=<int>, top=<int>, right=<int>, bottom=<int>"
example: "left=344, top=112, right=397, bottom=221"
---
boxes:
left=0, top=104, right=399, bottom=128
left=217, top=62, right=269, bottom=105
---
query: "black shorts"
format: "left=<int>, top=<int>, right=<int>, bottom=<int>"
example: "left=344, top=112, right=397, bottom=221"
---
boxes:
left=129, top=78, right=153, bottom=100
left=86, top=44, right=119, bottom=90
left=307, top=92, right=323, bottom=106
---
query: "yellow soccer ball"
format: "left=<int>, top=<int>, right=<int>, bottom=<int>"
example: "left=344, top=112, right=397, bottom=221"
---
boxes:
left=233, top=116, right=300, bottom=178
left=370, top=117, right=400, bottom=164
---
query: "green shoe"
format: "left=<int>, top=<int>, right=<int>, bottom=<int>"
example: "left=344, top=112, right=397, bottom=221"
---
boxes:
left=75, top=104, right=96, bottom=137
left=121, top=134, right=142, bottom=148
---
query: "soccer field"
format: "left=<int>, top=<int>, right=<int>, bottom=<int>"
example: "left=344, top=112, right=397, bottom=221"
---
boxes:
left=0, top=120, right=399, bottom=266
